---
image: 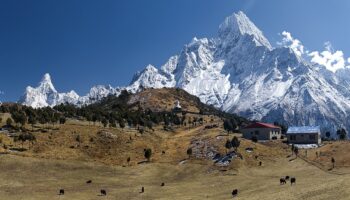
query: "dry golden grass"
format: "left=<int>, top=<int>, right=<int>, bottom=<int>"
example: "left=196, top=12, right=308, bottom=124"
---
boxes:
left=128, top=88, right=204, bottom=113
left=2, top=119, right=350, bottom=199
left=1, top=149, right=350, bottom=200
left=0, top=113, right=11, bottom=126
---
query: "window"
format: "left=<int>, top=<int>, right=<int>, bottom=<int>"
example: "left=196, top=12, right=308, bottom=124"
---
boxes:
left=309, top=134, right=316, bottom=140
left=255, top=130, right=259, bottom=135
left=290, top=135, right=296, bottom=141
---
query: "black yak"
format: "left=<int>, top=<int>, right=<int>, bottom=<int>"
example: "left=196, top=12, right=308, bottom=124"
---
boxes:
left=291, top=177, right=296, bottom=185
left=280, top=178, right=286, bottom=185
left=100, top=189, right=107, bottom=196
left=232, top=189, right=238, bottom=197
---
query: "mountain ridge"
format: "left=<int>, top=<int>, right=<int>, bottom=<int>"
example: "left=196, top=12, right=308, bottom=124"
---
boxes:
left=19, top=11, right=350, bottom=135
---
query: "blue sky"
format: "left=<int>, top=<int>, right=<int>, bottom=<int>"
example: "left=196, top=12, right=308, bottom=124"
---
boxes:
left=1, top=0, right=350, bottom=101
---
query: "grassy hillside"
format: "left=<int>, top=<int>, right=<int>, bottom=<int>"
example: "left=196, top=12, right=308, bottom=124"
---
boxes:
left=3, top=88, right=350, bottom=199
left=1, top=113, right=350, bottom=199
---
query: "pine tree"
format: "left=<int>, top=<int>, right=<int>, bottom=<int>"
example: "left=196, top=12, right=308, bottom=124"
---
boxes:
left=225, top=139, right=232, bottom=153
left=231, top=136, right=240, bottom=151
left=186, top=148, right=192, bottom=159
left=223, top=120, right=233, bottom=133
left=144, top=148, right=152, bottom=162
left=6, top=118, right=13, bottom=126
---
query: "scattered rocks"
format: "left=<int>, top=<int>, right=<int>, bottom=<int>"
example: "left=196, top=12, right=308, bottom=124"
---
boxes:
left=96, top=131, right=118, bottom=142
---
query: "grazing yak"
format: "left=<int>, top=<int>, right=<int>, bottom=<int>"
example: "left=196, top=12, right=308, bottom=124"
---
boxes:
left=232, top=189, right=238, bottom=197
left=59, top=189, right=64, bottom=195
left=280, top=178, right=286, bottom=185
left=100, top=189, right=107, bottom=196
left=291, top=177, right=296, bottom=185
left=285, top=176, right=290, bottom=180
left=141, top=187, right=145, bottom=193
left=86, top=180, right=92, bottom=184
left=161, top=183, right=165, bottom=187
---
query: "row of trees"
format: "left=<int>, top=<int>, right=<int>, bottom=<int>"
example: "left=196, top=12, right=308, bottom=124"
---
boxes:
left=1, top=102, right=205, bottom=131
left=0, top=104, right=66, bottom=129
left=323, top=128, right=348, bottom=140
left=223, top=119, right=238, bottom=133
left=53, top=91, right=245, bottom=130
left=53, top=91, right=191, bottom=129
left=0, top=90, right=246, bottom=131
left=225, top=136, right=241, bottom=153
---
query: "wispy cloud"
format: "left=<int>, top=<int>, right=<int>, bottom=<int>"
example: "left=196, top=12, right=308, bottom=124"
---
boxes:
left=277, top=31, right=306, bottom=57
left=277, top=31, right=350, bottom=73
left=309, top=43, right=349, bottom=73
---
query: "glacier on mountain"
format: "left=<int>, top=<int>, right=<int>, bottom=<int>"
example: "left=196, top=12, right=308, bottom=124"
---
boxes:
left=19, top=11, right=350, bottom=135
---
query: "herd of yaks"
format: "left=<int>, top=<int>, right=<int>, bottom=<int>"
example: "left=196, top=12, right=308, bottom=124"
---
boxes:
left=57, top=177, right=296, bottom=198
left=58, top=180, right=161, bottom=196
left=232, top=176, right=296, bottom=198
left=280, top=176, right=296, bottom=185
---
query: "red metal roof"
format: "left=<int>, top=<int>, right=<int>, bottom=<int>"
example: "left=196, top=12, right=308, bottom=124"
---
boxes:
left=243, top=122, right=280, bottom=129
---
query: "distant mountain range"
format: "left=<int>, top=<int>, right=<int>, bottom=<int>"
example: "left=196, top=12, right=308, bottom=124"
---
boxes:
left=19, top=11, right=350, bottom=135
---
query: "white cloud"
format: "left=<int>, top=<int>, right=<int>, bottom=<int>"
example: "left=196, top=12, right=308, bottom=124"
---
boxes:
left=308, top=42, right=349, bottom=73
left=277, top=31, right=350, bottom=73
left=277, top=31, right=306, bottom=57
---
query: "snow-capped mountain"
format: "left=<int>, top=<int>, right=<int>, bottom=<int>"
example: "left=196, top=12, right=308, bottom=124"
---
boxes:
left=19, top=11, right=350, bottom=134
left=76, top=85, right=121, bottom=106
left=128, top=11, right=350, bottom=133
left=19, top=74, right=121, bottom=108
left=19, top=73, right=80, bottom=108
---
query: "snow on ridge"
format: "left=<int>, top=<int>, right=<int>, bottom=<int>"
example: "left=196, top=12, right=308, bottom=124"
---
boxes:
left=218, top=11, right=272, bottom=50
left=19, top=73, right=122, bottom=108
left=128, top=11, right=350, bottom=135
left=19, top=11, right=350, bottom=136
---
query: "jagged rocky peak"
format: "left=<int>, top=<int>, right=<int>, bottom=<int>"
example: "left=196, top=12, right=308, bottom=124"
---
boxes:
left=19, top=73, right=80, bottom=108
left=42, top=73, right=52, bottom=82
left=20, top=73, right=126, bottom=108
left=88, top=85, right=120, bottom=98
left=38, top=73, right=57, bottom=93
left=128, top=64, right=175, bottom=93
left=161, top=56, right=179, bottom=75
left=218, top=11, right=272, bottom=49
